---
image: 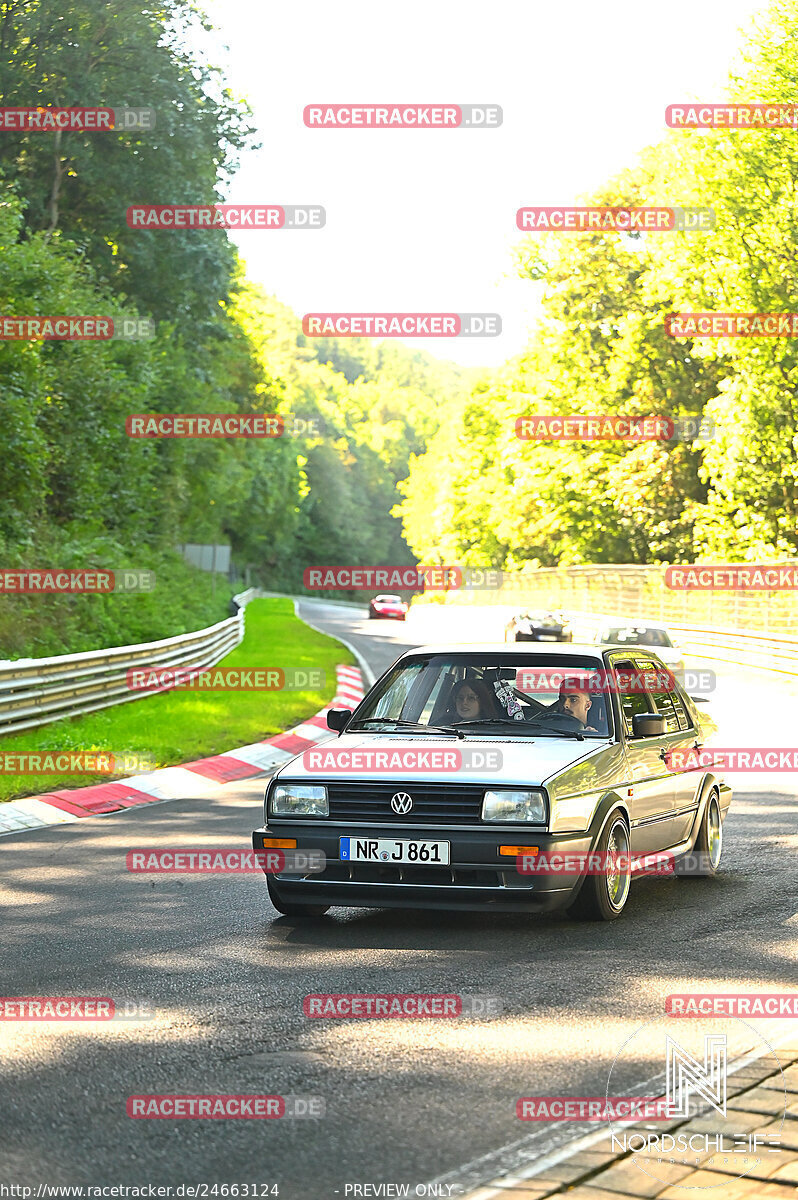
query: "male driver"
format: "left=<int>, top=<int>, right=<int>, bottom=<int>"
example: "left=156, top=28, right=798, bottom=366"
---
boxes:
left=536, top=677, right=598, bottom=732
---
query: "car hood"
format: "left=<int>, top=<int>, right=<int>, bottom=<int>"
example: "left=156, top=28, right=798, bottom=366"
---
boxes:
left=275, top=731, right=610, bottom=787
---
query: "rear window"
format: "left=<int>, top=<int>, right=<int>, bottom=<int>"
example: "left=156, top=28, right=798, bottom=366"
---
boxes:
left=601, top=626, right=673, bottom=648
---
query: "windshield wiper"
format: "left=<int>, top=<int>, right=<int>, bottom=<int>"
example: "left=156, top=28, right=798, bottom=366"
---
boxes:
left=351, top=718, right=465, bottom=740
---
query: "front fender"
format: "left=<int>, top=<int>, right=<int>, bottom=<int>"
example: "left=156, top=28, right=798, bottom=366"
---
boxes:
left=586, top=791, right=630, bottom=847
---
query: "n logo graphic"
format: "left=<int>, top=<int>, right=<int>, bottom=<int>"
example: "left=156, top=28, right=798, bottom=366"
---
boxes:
left=666, top=1034, right=727, bottom=1117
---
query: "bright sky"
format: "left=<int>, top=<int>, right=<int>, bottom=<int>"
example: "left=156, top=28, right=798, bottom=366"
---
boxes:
left=203, top=0, right=763, bottom=368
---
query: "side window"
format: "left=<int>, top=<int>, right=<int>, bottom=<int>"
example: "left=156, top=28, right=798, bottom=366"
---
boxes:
left=670, top=690, right=692, bottom=731
left=639, top=658, right=693, bottom=734
left=613, top=659, right=652, bottom=737
left=648, top=686, right=682, bottom=733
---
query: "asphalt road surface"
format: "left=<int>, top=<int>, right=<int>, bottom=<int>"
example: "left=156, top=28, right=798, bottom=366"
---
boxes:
left=1, top=598, right=796, bottom=1197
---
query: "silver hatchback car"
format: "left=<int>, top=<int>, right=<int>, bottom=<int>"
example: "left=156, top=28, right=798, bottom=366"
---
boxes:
left=253, top=644, right=731, bottom=921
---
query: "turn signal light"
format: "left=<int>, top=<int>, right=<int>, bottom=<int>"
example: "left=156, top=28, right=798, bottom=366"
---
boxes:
left=260, top=837, right=297, bottom=848
left=499, top=845, right=539, bottom=856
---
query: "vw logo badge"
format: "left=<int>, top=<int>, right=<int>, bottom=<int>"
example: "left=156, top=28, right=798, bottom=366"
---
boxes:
left=390, top=791, right=413, bottom=815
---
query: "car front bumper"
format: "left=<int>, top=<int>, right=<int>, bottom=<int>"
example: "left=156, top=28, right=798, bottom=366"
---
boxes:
left=252, top=821, right=593, bottom=912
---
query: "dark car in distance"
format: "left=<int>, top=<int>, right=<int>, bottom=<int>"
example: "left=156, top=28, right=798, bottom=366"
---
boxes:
left=505, top=610, right=572, bottom=642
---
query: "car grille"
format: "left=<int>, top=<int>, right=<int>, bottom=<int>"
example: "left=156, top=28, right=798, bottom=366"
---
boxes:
left=311, top=862, right=535, bottom=888
left=325, top=780, right=486, bottom=825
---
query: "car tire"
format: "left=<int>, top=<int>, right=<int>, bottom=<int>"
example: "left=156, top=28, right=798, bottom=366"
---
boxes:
left=266, top=876, right=329, bottom=917
left=567, top=809, right=631, bottom=922
left=684, top=790, right=723, bottom=878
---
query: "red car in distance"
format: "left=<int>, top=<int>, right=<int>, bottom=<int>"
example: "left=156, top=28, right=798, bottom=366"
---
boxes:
left=368, top=593, right=408, bottom=621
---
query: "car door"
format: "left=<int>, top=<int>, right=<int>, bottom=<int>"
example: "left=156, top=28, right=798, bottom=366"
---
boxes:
left=646, top=670, right=702, bottom=846
left=610, top=655, right=675, bottom=855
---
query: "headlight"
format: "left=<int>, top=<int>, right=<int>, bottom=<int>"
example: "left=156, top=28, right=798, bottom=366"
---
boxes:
left=482, top=789, right=547, bottom=823
left=270, top=784, right=328, bottom=817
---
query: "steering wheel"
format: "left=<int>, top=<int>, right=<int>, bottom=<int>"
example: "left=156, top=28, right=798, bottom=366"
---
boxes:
left=527, top=711, right=585, bottom=733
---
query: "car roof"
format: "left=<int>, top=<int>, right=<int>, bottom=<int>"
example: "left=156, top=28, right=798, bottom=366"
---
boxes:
left=396, top=642, right=608, bottom=658
left=598, top=621, right=669, bottom=632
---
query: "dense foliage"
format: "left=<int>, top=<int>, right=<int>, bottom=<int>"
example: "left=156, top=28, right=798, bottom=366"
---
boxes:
left=2, top=0, right=796, bottom=661
left=0, top=0, right=468, bottom=655
left=397, top=0, right=798, bottom=566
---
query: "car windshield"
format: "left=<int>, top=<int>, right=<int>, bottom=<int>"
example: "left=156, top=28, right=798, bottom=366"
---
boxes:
left=601, top=626, right=672, bottom=648
left=375, top=595, right=401, bottom=603
left=350, top=654, right=612, bottom=738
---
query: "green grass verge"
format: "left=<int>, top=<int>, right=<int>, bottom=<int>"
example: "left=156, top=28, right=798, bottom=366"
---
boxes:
left=0, top=597, right=355, bottom=802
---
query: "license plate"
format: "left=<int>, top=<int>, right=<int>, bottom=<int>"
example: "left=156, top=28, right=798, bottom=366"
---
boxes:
left=340, top=837, right=450, bottom=865
left=537, top=632, right=558, bottom=640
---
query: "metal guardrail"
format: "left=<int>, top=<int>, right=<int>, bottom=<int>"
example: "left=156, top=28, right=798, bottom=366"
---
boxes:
left=565, top=612, right=798, bottom=675
left=449, top=562, right=798, bottom=635
left=664, top=623, right=798, bottom=674
left=415, top=585, right=798, bottom=678
left=0, top=589, right=258, bottom=737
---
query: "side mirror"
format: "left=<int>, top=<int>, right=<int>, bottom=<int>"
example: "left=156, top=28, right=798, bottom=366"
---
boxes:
left=632, top=712, right=667, bottom=738
left=326, top=708, right=352, bottom=732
